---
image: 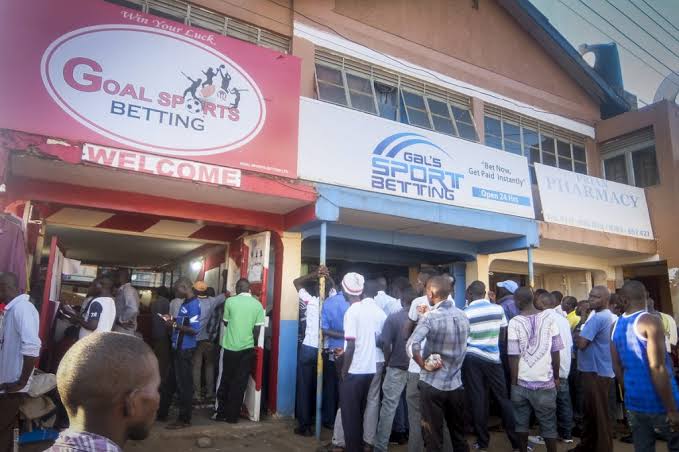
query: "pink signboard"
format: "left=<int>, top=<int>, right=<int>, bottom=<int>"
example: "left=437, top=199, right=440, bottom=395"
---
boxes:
left=0, top=0, right=301, bottom=177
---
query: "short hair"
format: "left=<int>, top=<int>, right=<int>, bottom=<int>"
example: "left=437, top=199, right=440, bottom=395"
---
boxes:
left=98, top=275, right=114, bottom=290
left=0, top=272, right=19, bottom=288
left=418, top=267, right=438, bottom=282
left=235, top=278, right=250, bottom=294
left=427, top=276, right=451, bottom=300
left=562, top=296, right=577, bottom=311
left=174, top=277, right=192, bottom=290
left=363, top=280, right=379, bottom=299
left=538, top=291, right=557, bottom=308
left=515, top=287, right=534, bottom=310
left=551, top=291, right=564, bottom=303
left=57, top=332, right=156, bottom=414
left=467, top=280, right=486, bottom=300
left=534, top=288, right=548, bottom=299
left=622, top=280, right=647, bottom=303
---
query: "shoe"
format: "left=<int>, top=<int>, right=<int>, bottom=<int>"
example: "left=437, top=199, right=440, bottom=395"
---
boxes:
left=528, top=435, right=545, bottom=445
left=471, top=442, right=488, bottom=451
left=561, top=437, right=575, bottom=444
left=389, top=432, right=408, bottom=445
left=165, top=421, right=191, bottom=430
left=294, top=426, right=313, bottom=437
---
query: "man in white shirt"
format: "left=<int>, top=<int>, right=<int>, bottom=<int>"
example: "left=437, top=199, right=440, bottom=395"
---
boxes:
left=62, top=276, right=117, bottom=340
left=536, top=291, right=575, bottom=443
left=340, top=273, right=386, bottom=452
left=374, top=277, right=402, bottom=316
left=113, top=268, right=140, bottom=335
left=0, top=272, right=41, bottom=452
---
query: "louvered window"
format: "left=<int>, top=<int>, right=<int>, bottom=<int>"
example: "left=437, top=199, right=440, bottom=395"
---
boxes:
left=103, top=0, right=290, bottom=53
left=484, top=104, right=587, bottom=183
left=601, top=127, right=658, bottom=187
left=314, top=49, right=479, bottom=142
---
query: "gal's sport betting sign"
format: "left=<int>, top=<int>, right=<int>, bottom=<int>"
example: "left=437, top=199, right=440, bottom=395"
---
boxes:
left=0, top=0, right=301, bottom=177
left=535, top=163, right=654, bottom=239
left=298, top=99, right=535, bottom=218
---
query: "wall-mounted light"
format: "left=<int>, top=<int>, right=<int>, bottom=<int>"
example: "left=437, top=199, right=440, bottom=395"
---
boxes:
left=191, top=260, right=203, bottom=272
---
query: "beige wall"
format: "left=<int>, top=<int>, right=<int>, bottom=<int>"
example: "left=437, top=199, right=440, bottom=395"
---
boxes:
left=596, top=101, right=679, bottom=268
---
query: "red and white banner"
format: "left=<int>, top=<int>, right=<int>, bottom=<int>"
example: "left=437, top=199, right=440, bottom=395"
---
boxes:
left=82, top=144, right=241, bottom=187
left=0, top=0, right=300, bottom=177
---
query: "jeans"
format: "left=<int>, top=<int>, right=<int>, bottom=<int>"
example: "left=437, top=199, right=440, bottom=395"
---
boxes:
left=627, top=410, right=679, bottom=452
left=215, top=347, right=255, bottom=422
left=462, top=355, right=518, bottom=449
left=158, top=348, right=195, bottom=423
left=192, top=340, right=216, bottom=398
left=341, top=373, right=374, bottom=452
left=556, top=379, right=574, bottom=439
left=419, top=381, right=469, bottom=452
left=393, top=390, right=408, bottom=433
left=323, top=354, right=340, bottom=427
left=375, top=367, right=409, bottom=452
left=511, top=385, right=557, bottom=439
left=295, top=344, right=317, bottom=429
left=364, top=362, right=384, bottom=445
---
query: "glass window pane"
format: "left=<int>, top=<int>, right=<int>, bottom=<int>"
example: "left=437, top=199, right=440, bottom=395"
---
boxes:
left=632, top=147, right=659, bottom=187
left=505, top=140, right=522, bottom=156
left=485, top=134, right=503, bottom=150
left=574, top=162, right=587, bottom=174
left=317, top=83, right=347, bottom=105
left=604, top=155, right=628, bottom=184
left=346, top=73, right=372, bottom=95
left=457, top=122, right=478, bottom=141
left=558, top=155, right=573, bottom=171
left=557, top=140, right=572, bottom=158
left=541, top=135, right=555, bottom=155
left=427, top=99, right=450, bottom=117
left=484, top=116, right=502, bottom=137
left=529, top=146, right=540, bottom=164
left=503, top=122, right=521, bottom=143
left=375, top=82, right=398, bottom=120
left=542, top=152, right=557, bottom=167
left=451, top=106, right=473, bottom=124
left=402, top=91, right=427, bottom=110
left=316, top=65, right=343, bottom=85
left=573, top=145, right=586, bottom=162
left=406, top=108, right=432, bottom=129
left=529, top=166, right=537, bottom=184
left=432, top=115, right=455, bottom=135
left=349, top=92, right=376, bottom=114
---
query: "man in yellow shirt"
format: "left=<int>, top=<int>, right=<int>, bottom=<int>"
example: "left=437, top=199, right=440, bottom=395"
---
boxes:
left=562, top=296, right=580, bottom=331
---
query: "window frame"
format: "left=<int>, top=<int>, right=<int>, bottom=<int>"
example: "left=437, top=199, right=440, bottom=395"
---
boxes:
left=601, top=144, right=659, bottom=188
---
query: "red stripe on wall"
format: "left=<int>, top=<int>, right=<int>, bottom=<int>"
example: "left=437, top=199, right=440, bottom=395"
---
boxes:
left=189, top=225, right=242, bottom=242
left=96, top=213, right=160, bottom=232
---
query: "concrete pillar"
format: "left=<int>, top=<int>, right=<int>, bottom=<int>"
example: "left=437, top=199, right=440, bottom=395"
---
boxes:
left=466, top=255, right=490, bottom=289
left=453, top=262, right=466, bottom=308
left=276, top=231, right=302, bottom=416
left=668, top=267, right=679, bottom=318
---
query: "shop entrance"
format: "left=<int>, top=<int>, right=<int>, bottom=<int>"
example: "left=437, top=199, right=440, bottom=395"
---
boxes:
left=32, top=206, right=275, bottom=422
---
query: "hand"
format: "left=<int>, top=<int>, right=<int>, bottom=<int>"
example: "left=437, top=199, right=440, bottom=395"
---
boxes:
left=668, top=411, right=679, bottom=432
left=60, top=305, right=77, bottom=318
left=318, top=265, right=330, bottom=278
left=0, top=381, right=27, bottom=393
left=554, top=377, right=560, bottom=390
left=488, top=290, right=497, bottom=303
left=417, top=304, right=430, bottom=316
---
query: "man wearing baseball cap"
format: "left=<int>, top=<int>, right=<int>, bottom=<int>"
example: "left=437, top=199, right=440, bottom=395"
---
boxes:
left=496, top=280, right=519, bottom=321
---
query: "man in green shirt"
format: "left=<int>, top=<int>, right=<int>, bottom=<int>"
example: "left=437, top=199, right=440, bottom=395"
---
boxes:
left=213, top=278, right=265, bottom=423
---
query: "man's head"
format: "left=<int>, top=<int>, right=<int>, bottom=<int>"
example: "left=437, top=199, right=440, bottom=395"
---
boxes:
left=496, top=280, right=518, bottom=300
left=376, top=276, right=388, bottom=293
left=116, top=268, right=131, bottom=286
left=342, top=272, right=364, bottom=303
left=400, top=287, right=417, bottom=309
left=443, top=273, right=456, bottom=295
left=363, top=280, right=379, bottom=299
left=466, top=280, right=486, bottom=302
left=57, top=332, right=160, bottom=443
left=415, top=268, right=438, bottom=295
left=646, top=296, right=656, bottom=313
left=535, top=291, right=557, bottom=311
left=609, top=293, right=624, bottom=317
left=621, top=280, right=647, bottom=312
left=0, top=272, right=19, bottom=304
left=561, top=296, right=578, bottom=314
left=193, top=281, right=208, bottom=298
left=235, top=278, right=250, bottom=295
left=533, top=288, right=548, bottom=302
left=173, top=277, right=195, bottom=299
left=551, top=291, right=564, bottom=304
left=425, top=276, right=450, bottom=306
left=389, top=276, right=411, bottom=300
left=514, top=287, right=535, bottom=311
left=96, top=275, right=114, bottom=296
left=156, top=286, right=171, bottom=300
left=588, top=285, right=611, bottom=311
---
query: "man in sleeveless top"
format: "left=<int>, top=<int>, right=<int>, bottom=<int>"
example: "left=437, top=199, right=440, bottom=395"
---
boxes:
left=611, top=280, right=679, bottom=452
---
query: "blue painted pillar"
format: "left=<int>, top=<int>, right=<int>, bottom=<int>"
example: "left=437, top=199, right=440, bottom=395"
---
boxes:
left=527, top=246, right=535, bottom=288
left=453, top=262, right=466, bottom=308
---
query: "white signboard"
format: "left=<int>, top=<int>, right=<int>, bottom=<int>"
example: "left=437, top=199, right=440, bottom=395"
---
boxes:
left=535, top=163, right=654, bottom=239
left=298, top=99, right=535, bottom=218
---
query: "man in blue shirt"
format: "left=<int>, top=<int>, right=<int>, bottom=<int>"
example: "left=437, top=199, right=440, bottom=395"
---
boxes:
left=321, top=288, right=349, bottom=428
left=572, top=286, right=615, bottom=452
left=158, top=277, right=200, bottom=430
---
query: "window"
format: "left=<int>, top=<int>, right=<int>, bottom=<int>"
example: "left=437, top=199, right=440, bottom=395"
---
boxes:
left=314, top=49, right=479, bottom=142
left=484, top=105, right=587, bottom=183
left=602, top=127, right=659, bottom=188
left=103, top=0, right=291, bottom=53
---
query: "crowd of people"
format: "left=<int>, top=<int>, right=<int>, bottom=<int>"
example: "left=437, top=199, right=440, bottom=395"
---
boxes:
left=0, top=269, right=266, bottom=452
left=295, top=267, right=679, bottom=452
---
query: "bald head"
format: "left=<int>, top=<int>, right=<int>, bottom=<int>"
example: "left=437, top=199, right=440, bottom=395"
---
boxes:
left=588, top=285, right=610, bottom=311
left=426, top=276, right=450, bottom=305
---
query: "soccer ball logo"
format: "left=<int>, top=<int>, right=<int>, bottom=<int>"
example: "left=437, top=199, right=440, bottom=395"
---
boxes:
left=186, top=98, right=202, bottom=113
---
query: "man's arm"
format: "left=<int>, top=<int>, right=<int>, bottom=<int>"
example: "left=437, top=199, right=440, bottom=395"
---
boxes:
left=342, top=340, right=355, bottom=378
left=611, top=339, right=624, bottom=393
left=575, top=312, right=599, bottom=350
left=293, top=269, right=319, bottom=291
left=407, top=319, right=431, bottom=370
left=379, top=317, right=394, bottom=365
left=640, top=314, right=678, bottom=415
left=508, top=355, right=519, bottom=386
left=0, top=356, right=39, bottom=393
left=323, top=328, right=344, bottom=339
left=551, top=351, right=561, bottom=388
left=1, top=304, right=41, bottom=393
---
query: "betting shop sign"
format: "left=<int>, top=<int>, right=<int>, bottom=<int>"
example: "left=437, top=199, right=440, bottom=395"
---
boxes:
left=0, top=0, right=301, bottom=177
left=298, top=99, right=535, bottom=219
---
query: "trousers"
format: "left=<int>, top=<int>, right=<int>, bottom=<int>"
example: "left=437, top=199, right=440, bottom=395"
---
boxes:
left=158, top=348, right=194, bottom=423
left=419, top=382, right=469, bottom=452
left=192, top=340, right=216, bottom=398
left=340, top=373, right=374, bottom=452
left=0, top=393, right=24, bottom=452
left=215, top=347, right=255, bottom=422
left=295, top=344, right=318, bottom=429
left=628, top=410, right=679, bottom=452
left=407, top=372, right=454, bottom=452
left=375, top=367, right=409, bottom=452
left=577, top=372, right=613, bottom=452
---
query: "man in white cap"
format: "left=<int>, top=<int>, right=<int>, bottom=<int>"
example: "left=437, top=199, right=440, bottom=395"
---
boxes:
left=340, top=272, right=386, bottom=452
left=496, top=280, right=519, bottom=321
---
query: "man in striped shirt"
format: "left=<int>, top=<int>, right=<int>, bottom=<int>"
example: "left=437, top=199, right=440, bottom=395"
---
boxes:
left=462, top=281, right=519, bottom=452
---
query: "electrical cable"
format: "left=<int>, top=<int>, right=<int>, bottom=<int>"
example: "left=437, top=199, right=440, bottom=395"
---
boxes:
left=637, top=0, right=679, bottom=35
left=626, top=0, right=679, bottom=45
